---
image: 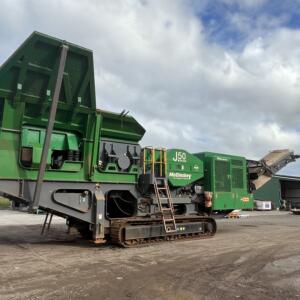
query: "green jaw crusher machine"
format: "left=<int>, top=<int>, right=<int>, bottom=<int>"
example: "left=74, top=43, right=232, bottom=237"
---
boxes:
left=0, top=32, right=298, bottom=247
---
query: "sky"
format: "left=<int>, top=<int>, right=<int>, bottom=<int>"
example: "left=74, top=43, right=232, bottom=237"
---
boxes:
left=0, top=0, right=300, bottom=175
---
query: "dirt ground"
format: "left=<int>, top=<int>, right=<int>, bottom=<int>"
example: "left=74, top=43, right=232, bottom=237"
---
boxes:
left=0, top=210, right=299, bottom=300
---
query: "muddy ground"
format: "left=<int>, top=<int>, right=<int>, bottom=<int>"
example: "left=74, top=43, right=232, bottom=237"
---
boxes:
left=0, top=210, right=299, bottom=300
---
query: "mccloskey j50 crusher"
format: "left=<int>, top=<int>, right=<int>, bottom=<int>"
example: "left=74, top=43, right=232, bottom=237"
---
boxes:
left=0, top=32, right=298, bottom=246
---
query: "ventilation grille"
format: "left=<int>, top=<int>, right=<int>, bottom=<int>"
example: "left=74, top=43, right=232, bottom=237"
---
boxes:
left=232, top=159, right=243, bottom=167
left=215, top=160, right=231, bottom=192
left=232, top=168, right=244, bottom=189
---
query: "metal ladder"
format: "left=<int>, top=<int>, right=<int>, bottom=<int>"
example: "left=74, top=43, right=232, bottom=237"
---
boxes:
left=154, top=177, right=177, bottom=233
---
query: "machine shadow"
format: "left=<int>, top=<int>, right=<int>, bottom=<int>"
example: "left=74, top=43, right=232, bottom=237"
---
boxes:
left=0, top=224, right=119, bottom=250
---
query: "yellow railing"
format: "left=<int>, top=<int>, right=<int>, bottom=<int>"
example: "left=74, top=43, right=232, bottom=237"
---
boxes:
left=142, top=146, right=167, bottom=177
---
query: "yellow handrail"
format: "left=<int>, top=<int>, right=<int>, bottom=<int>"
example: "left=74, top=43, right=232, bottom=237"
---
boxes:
left=142, top=147, right=168, bottom=177
left=151, top=148, right=155, bottom=175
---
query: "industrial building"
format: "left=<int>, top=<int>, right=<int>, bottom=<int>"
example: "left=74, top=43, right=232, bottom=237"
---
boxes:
left=254, top=175, right=300, bottom=212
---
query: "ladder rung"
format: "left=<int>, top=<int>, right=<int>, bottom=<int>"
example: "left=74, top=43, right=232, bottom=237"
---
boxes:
left=157, top=187, right=166, bottom=190
left=162, top=208, right=172, bottom=211
left=166, top=229, right=177, bottom=233
left=163, top=218, right=176, bottom=222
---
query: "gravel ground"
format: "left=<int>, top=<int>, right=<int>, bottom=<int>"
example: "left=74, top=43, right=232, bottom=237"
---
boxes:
left=0, top=210, right=299, bottom=300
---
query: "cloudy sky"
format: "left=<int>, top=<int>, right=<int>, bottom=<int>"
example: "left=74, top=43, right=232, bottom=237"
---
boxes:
left=1, top=0, right=300, bottom=175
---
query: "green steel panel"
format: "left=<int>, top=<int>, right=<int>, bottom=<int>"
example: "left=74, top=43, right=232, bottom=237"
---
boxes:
left=90, top=111, right=144, bottom=184
left=231, top=159, right=243, bottom=167
left=167, top=149, right=204, bottom=187
left=21, top=127, right=79, bottom=151
left=99, top=110, right=145, bottom=142
left=0, top=31, right=97, bottom=141
left=195, top=152, right=253, bottom=210
left=0, top=31, right=96, bottom=111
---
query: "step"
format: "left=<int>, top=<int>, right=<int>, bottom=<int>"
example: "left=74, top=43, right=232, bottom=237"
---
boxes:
left=163, top=218, right=176, bottom=222
left=157, top=197, right=169, bottom=200
left=166, top=228, right=177, bottom=233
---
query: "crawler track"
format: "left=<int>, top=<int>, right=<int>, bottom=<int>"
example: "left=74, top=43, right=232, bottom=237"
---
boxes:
left=110, top=216, right=217, bottom=247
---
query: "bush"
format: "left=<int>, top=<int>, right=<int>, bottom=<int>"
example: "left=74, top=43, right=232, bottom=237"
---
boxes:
left=0, top=197, right=11, bottom=208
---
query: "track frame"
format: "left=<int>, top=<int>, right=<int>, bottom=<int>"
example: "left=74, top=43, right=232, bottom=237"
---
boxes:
left=110, top=216, right=217, bottom=247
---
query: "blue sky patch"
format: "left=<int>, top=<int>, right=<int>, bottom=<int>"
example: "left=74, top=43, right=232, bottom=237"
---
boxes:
left=195, top=0, right=300, bottom=49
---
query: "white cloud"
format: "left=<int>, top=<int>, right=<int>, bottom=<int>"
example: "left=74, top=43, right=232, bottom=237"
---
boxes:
left=0, top=0, right=300, bottom=174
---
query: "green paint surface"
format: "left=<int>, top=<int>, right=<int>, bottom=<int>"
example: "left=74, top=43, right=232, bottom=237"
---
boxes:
left=167, top=149, right=204, bottom=187
left=0, top=32, right=145, bottom=184
left=195, top=152, right=253, bottom=210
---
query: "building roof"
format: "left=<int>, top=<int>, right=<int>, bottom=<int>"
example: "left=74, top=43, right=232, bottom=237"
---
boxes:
left=274, top=174, right=300, bottom=181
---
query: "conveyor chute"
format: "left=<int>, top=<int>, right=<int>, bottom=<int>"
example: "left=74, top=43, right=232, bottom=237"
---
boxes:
left=248, top=149, right=300, bottom=191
